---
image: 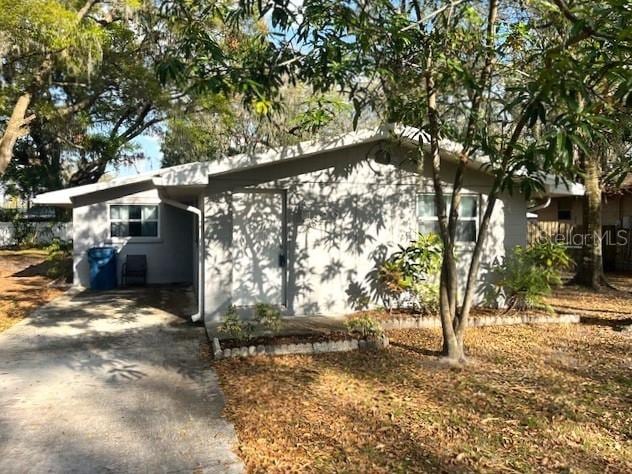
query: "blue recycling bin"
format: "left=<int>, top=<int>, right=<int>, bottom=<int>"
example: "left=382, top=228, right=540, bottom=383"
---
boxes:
left=87, top=247, right=117, bottom=291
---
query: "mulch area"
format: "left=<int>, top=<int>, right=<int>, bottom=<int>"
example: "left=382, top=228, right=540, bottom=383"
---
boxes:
left=214, top=281, right=632, bottom=473
left=0, top=249, right=65, bottom=332
left=220, top=332, right=354, bottom=350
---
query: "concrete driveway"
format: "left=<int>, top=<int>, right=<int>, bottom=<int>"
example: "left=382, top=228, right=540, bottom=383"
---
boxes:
left=0, top=287, right=243, bottom=473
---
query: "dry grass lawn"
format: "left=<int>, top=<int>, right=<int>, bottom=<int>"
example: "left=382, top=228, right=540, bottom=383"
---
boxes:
left=0, top=249, right=65, bottom=332
left=215, top=292, right=632, bottom=473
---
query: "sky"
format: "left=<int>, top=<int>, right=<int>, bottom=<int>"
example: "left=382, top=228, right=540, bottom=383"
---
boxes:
left=114, top=134, right=163, bottom=178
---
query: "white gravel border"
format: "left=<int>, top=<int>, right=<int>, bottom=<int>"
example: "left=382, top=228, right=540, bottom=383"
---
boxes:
left=381, top=313, right=580, bottom=330
left=213, top=334, right=389, bottom=359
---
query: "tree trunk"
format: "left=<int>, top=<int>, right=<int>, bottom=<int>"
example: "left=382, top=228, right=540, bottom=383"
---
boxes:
left=420, top=0, right=499, bottom=363
left=0, top=93, right=34, bottom=175
left=0, top=0, right=99, bottom=176
left=575, top=152, right=604, bottom=288
left=424, top=49, right=464, bottom=363
left=456, top=190, right=498, bottom=338
left=0, top=55, right=55, bottom=176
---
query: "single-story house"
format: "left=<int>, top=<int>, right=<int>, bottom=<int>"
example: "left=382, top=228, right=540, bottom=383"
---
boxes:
left=534, top=175, right=632, bottom=227
left=531, top=175, right=632, bottom=271
left=34, top=125, right=581, bottom=329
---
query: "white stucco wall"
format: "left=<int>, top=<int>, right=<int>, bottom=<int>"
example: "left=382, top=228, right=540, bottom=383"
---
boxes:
left=203, top=192, right=233, bottom=320
left=203, top=142, right=527, bottom=322
left=72, top=189, right=194, bottom=288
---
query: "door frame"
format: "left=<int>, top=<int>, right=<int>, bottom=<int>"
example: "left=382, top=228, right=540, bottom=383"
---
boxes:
left=231, top=188, right=288, bottom=308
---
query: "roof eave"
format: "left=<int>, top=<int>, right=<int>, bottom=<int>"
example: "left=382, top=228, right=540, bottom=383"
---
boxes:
left=544, top=181, right=585, bottom=197
left=33, top=175, right=158, bottom=206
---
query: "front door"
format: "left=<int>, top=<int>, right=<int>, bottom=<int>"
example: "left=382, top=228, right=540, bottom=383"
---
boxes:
left=231, top=190, right=285, bottom=306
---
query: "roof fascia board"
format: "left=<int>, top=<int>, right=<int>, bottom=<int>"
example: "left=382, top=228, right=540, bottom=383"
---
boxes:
left=33, top=174, right=158, bottom=206
left=34, top=123, right=585, bottom=203
left=158, top=128, right=389, bottom=186
left=70, top=180, right=158, bottom=208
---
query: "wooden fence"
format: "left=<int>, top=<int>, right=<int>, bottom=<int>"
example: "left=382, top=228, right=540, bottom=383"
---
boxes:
left=527, top=221, right=581, bottom=246
left=527, top=221, right=632, bottom=272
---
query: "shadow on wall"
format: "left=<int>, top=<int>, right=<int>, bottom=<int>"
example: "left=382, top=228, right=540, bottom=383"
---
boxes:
left=205, top=143, right=517, bottom=317
left=295, top=160, right=418, bottom=314
left=284, top=158, right=508, bottom=314
left=231, top=191, right=285, bottom=307
left=208, top=151, right=419, bottom=316
left=477, top=193, right=527, bottom=308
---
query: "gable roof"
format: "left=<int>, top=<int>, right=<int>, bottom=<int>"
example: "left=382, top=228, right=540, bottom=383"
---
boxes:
left=34, top=127, right=390, bottom=206
left=34, top=124, right=583, bottom=206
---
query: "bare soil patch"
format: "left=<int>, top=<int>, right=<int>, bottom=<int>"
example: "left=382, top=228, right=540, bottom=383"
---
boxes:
left=0, top=249, right=65, bottom=332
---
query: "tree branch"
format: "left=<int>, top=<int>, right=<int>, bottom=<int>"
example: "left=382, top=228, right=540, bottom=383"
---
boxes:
left=401, top=0, right=466, bottom=32
left=57, top=94, right=101, bottom=117
left=118, top=103, right=153, bottom=141
left=77, top=0, right=101, bottom=23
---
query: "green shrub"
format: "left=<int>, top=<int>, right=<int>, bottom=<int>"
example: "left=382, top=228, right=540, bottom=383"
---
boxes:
left=493, top=242, right=572, bottom=311
left=525, top=239, right=574, bottom=273
left=377, top=233, right=442, bottom=313
left=391, top=232, right=443, bottom=279
left=415, top=281, right=440, bottom=315
left=254, top=303, right=282, bottom=334
left=45, top=238, right=73, bottom=281
left=218, top=306, right=254, bottom=341
left=377, top=259, right=408, bottom=308
left=345, top=315, right=383, bottom=338
left=11, top=214, right=37, bottom=248
left=0, top=208, right=20, bottom=222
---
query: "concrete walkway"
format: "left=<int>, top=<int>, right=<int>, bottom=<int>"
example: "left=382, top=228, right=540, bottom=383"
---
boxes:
left=0, top=288, right=243, bottom=473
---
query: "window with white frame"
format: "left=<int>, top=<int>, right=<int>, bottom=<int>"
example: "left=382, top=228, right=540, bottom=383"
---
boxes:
left=417, top=194, right=479, bottom=242
left=109, top=205, right=159, bottom=238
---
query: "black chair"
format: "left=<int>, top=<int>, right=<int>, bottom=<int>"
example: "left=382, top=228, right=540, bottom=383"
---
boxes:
left=122, top=254, right=147, bottom=286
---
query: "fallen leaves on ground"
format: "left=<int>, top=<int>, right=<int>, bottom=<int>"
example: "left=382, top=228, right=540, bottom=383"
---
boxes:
left=0, top=249, right=64, bottom=332
left=215, top=322, right=631, bottom=473
left=545, top=276, right=632, bottom=323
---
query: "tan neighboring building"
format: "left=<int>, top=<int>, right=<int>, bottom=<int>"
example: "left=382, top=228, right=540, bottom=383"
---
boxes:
left=532, top=176, right=632, bottom=271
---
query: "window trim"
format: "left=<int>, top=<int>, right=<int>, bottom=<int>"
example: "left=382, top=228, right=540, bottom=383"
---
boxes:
left=416, top=193, right=480, bottom=243
left=108, top=203, right=161, bottom=242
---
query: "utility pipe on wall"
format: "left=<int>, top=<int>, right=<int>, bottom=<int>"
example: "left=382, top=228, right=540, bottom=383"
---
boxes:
left=159, top=194, right=204, bottom=323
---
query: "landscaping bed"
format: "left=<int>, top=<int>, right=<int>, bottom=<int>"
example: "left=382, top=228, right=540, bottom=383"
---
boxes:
left=213, top=305, right=583, bottom=360
left=218, top=331, right=354, bottom=349
left=212, top=332, right=389, bottom=359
